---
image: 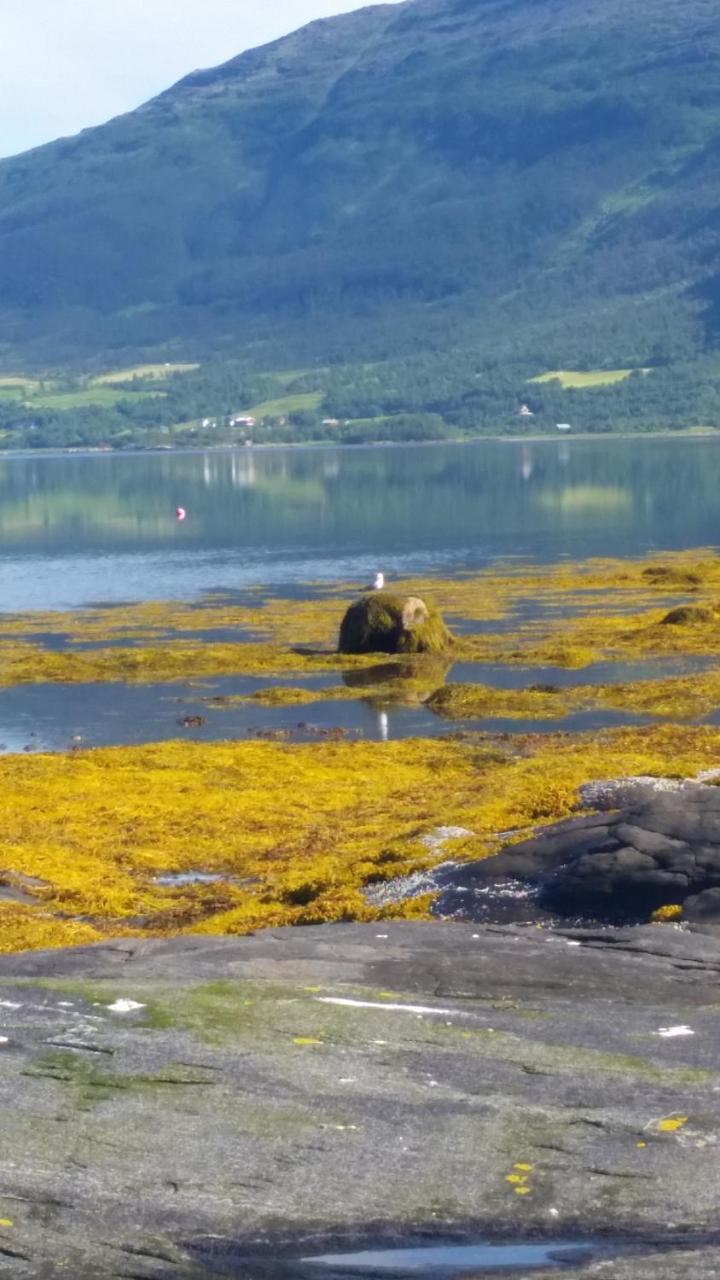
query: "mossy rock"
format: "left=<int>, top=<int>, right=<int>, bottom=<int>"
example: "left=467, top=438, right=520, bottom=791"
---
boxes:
left=642, top=566, right=703, bottom=587
left=660, top=605, right=717, bottom=626
left=338, top=592, right=453, bottom=655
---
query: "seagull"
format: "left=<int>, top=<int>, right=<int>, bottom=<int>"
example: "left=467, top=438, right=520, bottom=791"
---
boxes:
left=371, top=572, right=385, bottom=591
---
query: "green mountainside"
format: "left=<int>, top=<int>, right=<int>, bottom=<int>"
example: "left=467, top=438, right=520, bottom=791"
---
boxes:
left=2, top=0, right=720, bottom=441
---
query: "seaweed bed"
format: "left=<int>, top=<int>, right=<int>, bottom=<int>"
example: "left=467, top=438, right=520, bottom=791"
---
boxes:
left=3, top=550, right=720, bottom=952
left=3, top=549, right=720, bottom=687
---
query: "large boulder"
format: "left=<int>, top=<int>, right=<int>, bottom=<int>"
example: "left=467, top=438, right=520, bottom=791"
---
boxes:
left=338, top=591, right=452, bottom=655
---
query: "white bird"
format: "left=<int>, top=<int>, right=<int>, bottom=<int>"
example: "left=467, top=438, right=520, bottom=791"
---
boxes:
left=371, top=572, right=385, bottom=591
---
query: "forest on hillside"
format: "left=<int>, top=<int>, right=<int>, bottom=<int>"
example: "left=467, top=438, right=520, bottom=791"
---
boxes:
left=3, top=348, right=720, bottom=450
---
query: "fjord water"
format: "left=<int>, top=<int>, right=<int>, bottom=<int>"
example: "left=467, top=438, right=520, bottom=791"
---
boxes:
left=2, top=436, right=720, bottom=612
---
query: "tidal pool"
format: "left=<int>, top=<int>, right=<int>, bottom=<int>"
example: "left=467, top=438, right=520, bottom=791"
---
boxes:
left=1, top=653, right=705, bottom=753
left=301, top=1238, right=600, bottom=1274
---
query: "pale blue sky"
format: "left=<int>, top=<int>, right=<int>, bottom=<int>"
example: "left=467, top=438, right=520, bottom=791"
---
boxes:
left=0, top=0, right=403, bottom=159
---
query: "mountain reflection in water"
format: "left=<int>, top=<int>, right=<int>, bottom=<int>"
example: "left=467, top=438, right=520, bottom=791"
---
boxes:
left=2, top=436, right=720, bottom=611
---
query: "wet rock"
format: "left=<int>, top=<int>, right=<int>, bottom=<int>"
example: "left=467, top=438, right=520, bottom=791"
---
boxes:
left=684, top=886, right=720, bottom=925
left=0, top=870, right=48, bottom=907
left=437, top=781, right=720, bottom=924
left=338, top=591, right=452, bottom=655
left=579, top=775, right=690, bottom=809
left=0, top=883, right=40, bottom=906
left=420, top=825, right=474, bottom=853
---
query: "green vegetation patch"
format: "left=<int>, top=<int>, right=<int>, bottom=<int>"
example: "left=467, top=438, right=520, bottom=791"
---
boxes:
left=243, top=391, right=323, bottom=419
left=529, top=369, right=649, bottom=388
left=24, top=1049, right=218, bottom=1110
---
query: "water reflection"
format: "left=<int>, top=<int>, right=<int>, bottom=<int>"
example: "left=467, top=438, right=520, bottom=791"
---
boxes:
left=342, top=659, right=451, bottom=703
left=303, top=1238, right=597, bottom=1273
left=2, top=437, right=720, bottom=611
left=0, top=652, right=703, bottom=755
left=535, top=485, right=632, bottom=517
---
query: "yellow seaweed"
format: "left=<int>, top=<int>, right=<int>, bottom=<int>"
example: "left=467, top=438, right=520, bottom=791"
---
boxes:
left=0, top=724, right=719, bottom=952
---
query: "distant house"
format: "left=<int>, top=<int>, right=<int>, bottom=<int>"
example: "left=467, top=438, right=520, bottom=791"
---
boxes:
left=518, top=404, right=534, bottom=417
left=229, top=415, right=257, bottom=428
left=556, top=423, right=572, bottom=432
left=322, top=418, right=340, bottom=426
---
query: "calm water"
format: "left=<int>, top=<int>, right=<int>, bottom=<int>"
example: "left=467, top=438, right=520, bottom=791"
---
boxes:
left=1, top=656, right=708, bottom=755
left=2, top=438, right=719, bottom=751
left=301, top=1239, right=598, bottom=1273
left=2, top=436, right=720, bottom=612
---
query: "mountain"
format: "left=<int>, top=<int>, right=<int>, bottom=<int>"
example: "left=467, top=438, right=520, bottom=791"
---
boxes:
left=1, top=0, right=720, bottom=381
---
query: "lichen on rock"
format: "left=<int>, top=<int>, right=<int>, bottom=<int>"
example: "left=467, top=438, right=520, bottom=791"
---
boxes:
left=338, top=591, right=452, bottom=655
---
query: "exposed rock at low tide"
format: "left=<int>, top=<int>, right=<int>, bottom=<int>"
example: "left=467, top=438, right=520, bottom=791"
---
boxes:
left=338, top=591, right=452, bottom=655
left=2, top=922, right=720, bottom=1277
left=431, top=780, right=720, bottom=928
left=660, top=604, right=718, bottom=625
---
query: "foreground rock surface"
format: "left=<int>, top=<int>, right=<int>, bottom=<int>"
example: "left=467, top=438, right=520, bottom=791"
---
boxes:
left=0, top=923, right=719, bottom=1276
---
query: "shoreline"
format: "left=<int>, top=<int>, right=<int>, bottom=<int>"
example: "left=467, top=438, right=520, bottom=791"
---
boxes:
left=1, top=425, right=720, bottom=459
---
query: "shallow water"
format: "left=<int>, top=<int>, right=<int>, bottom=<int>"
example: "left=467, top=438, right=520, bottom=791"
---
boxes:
left=3, top=437, right=720, bottom=611
left=1, top=653, right=710, bottom=754
left=302, top=1238, right=598, bottom=1274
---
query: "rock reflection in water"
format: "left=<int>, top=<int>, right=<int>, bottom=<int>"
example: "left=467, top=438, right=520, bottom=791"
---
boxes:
left=342, top=658, right=451, bottom=706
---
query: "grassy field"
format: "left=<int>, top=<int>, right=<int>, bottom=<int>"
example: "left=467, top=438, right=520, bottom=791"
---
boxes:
left=91, top=363, right=199, bottom=385
left=244, top=391, right=323, bottom=418
left=0, top=376, right=39, bottom=390
left=270, top=368, right=317, bottom=387
left=529, top=368, right=649, bottom=388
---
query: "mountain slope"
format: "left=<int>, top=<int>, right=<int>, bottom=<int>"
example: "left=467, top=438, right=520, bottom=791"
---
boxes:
left=1, top=0, right=720, bottom=371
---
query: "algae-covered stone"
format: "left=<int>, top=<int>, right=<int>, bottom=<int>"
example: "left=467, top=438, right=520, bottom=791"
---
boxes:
left=660, top=604, right=717, bottom=625
left=642, top=565, right=703, bottom=587
left=338, top=592, right=452, bottom=655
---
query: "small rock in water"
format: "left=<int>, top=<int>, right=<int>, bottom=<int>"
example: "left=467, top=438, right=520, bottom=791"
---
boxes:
left=155, top=872, right=226, bottom=887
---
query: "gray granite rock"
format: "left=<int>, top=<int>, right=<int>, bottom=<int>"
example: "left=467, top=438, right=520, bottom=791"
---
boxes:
left=0, top=922, right=719, bottom=1276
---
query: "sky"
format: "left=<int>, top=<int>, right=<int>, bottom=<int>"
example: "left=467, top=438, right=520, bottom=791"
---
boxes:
left=0, top=0, right=403, bottom=159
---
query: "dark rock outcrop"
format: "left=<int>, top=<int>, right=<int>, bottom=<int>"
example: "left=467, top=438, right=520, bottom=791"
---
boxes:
left=436, top=782, right=720, bottom=925
left=338, top=591, right=452, bottom=655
